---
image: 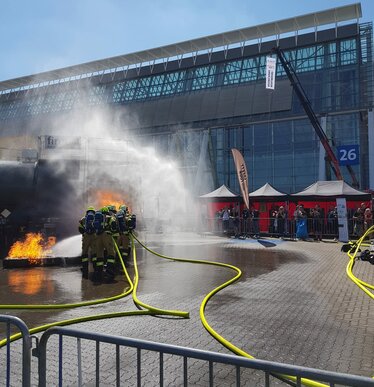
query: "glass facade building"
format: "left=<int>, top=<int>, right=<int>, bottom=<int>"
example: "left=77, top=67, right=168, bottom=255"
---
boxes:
left=0, top=4, right=373, bottom=195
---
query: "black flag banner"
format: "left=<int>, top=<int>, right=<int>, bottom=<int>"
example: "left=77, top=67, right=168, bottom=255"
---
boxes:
left=231, top=148, right=249, bottom=209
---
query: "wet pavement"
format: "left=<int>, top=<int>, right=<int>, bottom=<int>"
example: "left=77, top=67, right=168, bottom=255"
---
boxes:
left=0, top=231, right=373, bottom=385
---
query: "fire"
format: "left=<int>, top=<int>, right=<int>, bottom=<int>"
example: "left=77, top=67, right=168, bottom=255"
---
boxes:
left=94, top=190, right=131, bottom=212
left=8, top=233, right=56, bottom=263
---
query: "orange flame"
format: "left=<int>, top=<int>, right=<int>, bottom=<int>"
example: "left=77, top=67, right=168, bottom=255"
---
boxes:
left=8, top=233, right=56, bottom=263
left=94, top=190, right=131, bottom=212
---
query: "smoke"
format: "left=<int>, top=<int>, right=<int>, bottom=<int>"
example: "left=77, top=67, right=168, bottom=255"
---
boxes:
left=0, top=80, right=205, bottom=242
left=34, top=94, right=197, bottom=234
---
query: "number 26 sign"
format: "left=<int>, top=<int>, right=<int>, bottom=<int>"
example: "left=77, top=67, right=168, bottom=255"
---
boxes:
left=337, top=145, right=359, bottom=166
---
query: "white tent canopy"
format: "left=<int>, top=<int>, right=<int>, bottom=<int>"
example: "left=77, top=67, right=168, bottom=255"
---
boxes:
left=200, top=184, right=239, bottom=198
left=249, top=183, right=288, bottom=198
left=291, top=180, right=370, bottom=198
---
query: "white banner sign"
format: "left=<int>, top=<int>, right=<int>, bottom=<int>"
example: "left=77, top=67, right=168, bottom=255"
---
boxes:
left=336, top=198, right=349, bottom=242
left=266, top=57, right=276, bottom=90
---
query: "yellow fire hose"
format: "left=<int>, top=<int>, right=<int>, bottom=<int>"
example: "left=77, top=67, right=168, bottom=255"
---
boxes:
left=0, top=235, right=188, bottom=348
left=1, top=230, right=372, bottom=386
left=0, top=239, right=133, bottom=310
left=113, top=236, right=189, bottom=318
left=345, top=225, right=374, bottom=300
left=131, top=233, right=329, bottom=387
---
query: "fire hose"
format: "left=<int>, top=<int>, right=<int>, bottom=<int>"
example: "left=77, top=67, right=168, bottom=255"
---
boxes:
left=0, top=235, right=188, bottom=348
left=131, top=233, right=330, bottom=387
left=1, top=231, right=373, bottom=386
left=344, top=225, right=374, bottom=300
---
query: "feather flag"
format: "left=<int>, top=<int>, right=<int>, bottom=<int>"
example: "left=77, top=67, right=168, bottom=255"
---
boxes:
left=231, top=148, right=249, bottom=209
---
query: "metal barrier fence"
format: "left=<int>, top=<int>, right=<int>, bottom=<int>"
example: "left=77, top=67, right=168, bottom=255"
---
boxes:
left=0, top=314, right=32, bottom=387
left=206, top=216, right=367, bottom=240
left=35, top=326, right=374, bottom=387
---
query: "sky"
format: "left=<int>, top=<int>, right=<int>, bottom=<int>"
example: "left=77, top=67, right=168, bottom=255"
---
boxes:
left=0, top=0, right=373, bottom=82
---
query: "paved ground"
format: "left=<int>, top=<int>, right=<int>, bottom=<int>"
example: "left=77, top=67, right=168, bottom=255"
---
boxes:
left=1, top=232, right=373, bottom=386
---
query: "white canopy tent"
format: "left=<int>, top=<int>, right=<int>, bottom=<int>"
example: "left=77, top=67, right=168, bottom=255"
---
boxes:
left=199, top=184, right=239, bottom=199
left=249, top=183, right=288, bottom=199
left=290, top=181, right=371, bottom=200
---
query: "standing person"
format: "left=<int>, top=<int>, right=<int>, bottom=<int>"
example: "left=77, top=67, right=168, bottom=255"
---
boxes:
left=312, top=204, right=323, bottom=241
left=353, top=207, right=364, bottom=237
left=293, top=205, right=300, bottom=238
left=221, top=207, right=230, bottom=235
left=364, top=207, right=373, bottom=233
left=242, top=207, right=250, bottom=238
left=327, top=206, right=338, bottom=239
left=232, top=204, right=240, bottom=238
left=252, top=206, right=260, bottom=238
left=116, top=204, right=132, bottom=263
left=276, top=206, right=286, bottom=238
left=296, top=204, right=308, bottom=240
left=269, top=206, right=277, bottom=235
left=78, top=206, right=97, bottom=279
left=93, top=207, right=116, bottom=283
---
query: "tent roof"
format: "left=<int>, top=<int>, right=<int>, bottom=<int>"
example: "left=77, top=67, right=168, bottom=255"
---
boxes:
left=200, top=184, right=239, bottom=198
left=249, top=183, right=287, bottom=197
left=291, top=180, right=371, bottom=199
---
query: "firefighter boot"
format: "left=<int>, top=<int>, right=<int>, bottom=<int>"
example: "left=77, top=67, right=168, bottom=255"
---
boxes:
left=93, top=264, right=104, bottom=283
left=105, top=256, right=116, bottom=283
left=82, top=260, right=89, bottom=279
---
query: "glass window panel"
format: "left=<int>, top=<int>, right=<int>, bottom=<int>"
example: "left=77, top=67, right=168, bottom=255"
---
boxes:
left=296, top=46, right=317, bottom=73
left=224, top=60, right=242, bottom=85
left=162, top=70, right=186, bottom=95
left=257, top=56, right=267, bottom=80
left=148, top=75, right=165, bottom=97
left=340, top=38, right=357, bottom=66
left=339, top=69, right=358, bottom=109
left=327, top=43, right=337, bottom=68
left=134, top=77, right=151, bottom=100
left=229, top=127, right=242, bottom=148
left=192, top=65, right=216, bottom=90
left=328, top=113, right=360, bottom=146
left=241, top=58, right=259, bottom=82
left=273, top=122, right=292, bottom=151
left=315, top=45, right=324, bottom=70
left=243, top=126, right=253, bottom=148
left=284, top=50, right=297, bottom=69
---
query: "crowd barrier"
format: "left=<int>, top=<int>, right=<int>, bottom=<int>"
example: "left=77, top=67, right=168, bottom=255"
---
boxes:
left=204, top=216, right=369, bottom=239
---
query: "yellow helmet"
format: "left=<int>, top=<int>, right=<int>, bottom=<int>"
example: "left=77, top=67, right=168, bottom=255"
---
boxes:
left=101, top=206, right=109, bottom=214
left=87, top=206, right=95, bottom=212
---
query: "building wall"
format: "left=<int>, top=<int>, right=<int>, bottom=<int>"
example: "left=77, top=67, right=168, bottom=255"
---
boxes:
left=0, top=22, right=372, bottom=194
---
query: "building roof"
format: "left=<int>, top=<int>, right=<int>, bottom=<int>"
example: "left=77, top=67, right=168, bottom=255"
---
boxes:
left=0, top=3, right=362, bottom=93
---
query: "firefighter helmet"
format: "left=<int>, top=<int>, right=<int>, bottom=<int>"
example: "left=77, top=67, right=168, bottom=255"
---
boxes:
left=119, top=204, right=128, bottom=212
left=86, top=206, right=95, bottom=212
left=101, top=206, right=109, bottom=214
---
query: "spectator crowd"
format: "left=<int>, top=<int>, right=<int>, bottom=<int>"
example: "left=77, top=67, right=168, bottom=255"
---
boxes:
left=213, top=201, right=373, bottom=241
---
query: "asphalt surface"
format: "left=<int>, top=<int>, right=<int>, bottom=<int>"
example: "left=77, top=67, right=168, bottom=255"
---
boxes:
left=0, top=232, right=373, bottom=386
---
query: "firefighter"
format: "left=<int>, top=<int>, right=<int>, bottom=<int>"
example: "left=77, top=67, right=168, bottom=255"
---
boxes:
left=78, top=206, right=97, bottom=279
left=107, top=204, right=117, bottom=215
left=116, top=205, right=130, bottom=262
left=116, top=204, right=136, bottom=263
left=107, top=204, right=120, bottom=245
left=93, top=206, right=117, bottom=283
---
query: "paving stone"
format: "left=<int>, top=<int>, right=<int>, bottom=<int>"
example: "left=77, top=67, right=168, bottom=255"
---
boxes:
left=1, top=233, right=373, bottom=386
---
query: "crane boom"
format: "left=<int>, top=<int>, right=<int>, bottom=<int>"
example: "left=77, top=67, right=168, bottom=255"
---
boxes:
left=272, top=47, right=359, bottom=187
